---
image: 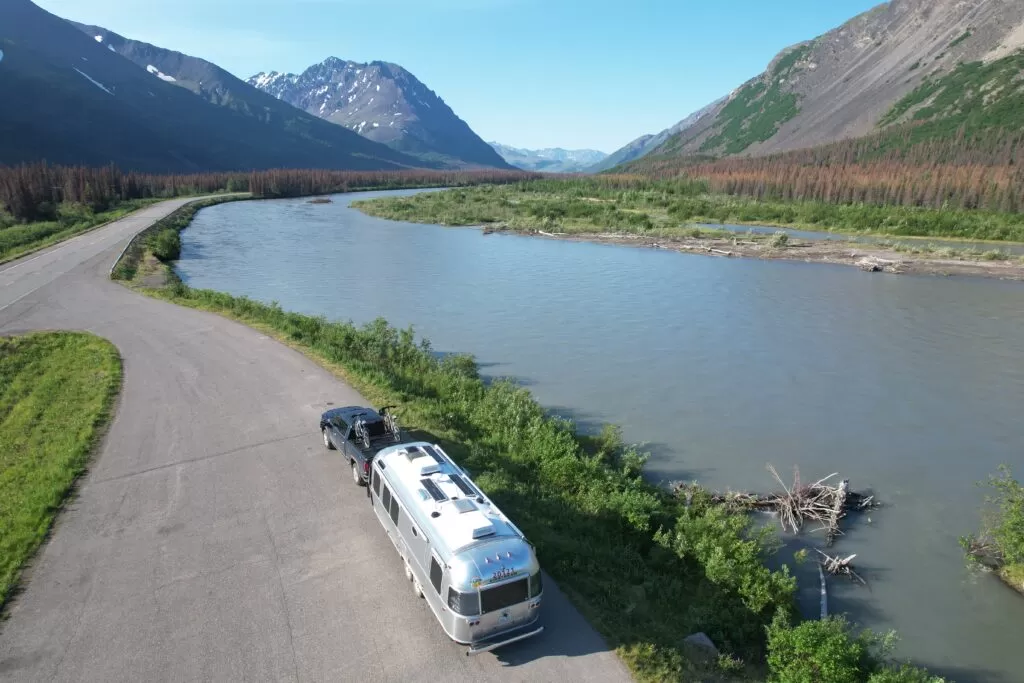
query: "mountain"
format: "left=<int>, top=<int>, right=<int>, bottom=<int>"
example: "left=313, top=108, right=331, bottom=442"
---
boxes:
left=631, top=0, right=1024, bottom=164
left=248, top=60, right=508, bottom=170
left=586, top=97, right=726, bottom=173
left=56, top=19, right=428, bottom=172
left=487, top=143, right=607, bottom=173
left=0, top=1, right=424, bottom=173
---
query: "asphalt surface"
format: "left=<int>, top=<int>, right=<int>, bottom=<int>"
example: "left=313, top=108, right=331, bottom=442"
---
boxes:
left=0, top=198, right=632, bottom=683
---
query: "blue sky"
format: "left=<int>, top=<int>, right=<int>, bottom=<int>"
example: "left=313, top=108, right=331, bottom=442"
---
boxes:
left=38, top=0, right=882, bottom=152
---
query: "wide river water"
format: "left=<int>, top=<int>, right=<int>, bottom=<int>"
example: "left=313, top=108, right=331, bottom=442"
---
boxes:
left=178, top=189, right=1024, bottom=681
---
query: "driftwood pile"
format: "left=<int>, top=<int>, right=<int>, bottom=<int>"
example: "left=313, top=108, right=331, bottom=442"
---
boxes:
left=674, top=465, right=877, bottom=546
left=673, top=464, right=881, bottom=613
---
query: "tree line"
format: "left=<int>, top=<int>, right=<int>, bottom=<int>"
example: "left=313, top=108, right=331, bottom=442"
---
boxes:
left=0, top=163, right=538, bottom=223
left=625, top=122, right=1024, bottom=214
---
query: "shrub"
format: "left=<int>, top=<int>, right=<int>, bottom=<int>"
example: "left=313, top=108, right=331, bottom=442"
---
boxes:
left=148, top=229, right=181, bottom=262
left=767, top=615, right=872, bottom=683
left=770, top=230, right=790, bottom=248
left=766, top=614, right=943, bottom=683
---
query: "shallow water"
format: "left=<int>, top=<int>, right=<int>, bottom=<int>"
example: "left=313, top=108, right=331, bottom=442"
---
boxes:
left=178, top=190, right=1024, bottom=680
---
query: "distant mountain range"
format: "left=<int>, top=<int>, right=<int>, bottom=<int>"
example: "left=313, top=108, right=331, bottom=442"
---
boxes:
left=0, top=0, right=430, bottom=173
left=588, top=98, right=725, bottom=173
left=615, top=0, right=1024, bottom=170
left=486, top=143, right=607, bottom=173
left=248, top=60, right=508, bottom=169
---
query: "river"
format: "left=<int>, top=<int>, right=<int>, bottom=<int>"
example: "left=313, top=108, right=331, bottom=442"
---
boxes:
left=177, top=189, right=1024, bottom=681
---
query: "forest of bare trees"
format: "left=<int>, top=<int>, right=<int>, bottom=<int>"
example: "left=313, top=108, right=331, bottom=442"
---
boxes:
left=628, top=125, right=1024, bottom=214
left=0, top=163, right=536, bottom=223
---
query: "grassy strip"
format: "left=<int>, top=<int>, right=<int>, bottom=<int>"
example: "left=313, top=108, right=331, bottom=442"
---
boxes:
left=0, top=332, right=122, bottom=608
left=0, top=199, right=163, bottom=265
left=351, top=179, right=1024, bottom=243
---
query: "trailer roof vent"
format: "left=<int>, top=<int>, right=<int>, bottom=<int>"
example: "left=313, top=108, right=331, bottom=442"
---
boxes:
left=452, top=498, right=477, bottom=514
left=471, top=522, right=495, bottom=539
left=419, top=462, right=441, bottom=476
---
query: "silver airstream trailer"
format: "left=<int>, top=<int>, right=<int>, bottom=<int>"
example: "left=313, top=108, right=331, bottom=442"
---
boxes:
left=369, top=441, right=544, bottom=655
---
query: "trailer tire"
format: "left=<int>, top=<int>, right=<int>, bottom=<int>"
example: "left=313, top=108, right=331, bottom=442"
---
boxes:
left=413, top=577, right=423, bottom=599
left=404, top=560, right=413, bottom=582
left=322, top=428, right=335, bottom=450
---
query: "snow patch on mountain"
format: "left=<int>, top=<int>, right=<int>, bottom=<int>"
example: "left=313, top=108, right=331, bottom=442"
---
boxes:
left=146, top=64, right=177, bottom=82
left=94, top=35, right=103, bottom=43
left=73, top=67, right=114, bottom=95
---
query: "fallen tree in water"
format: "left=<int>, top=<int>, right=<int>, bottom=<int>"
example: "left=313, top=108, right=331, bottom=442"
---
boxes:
left=673, top=465, right=878, bottom=546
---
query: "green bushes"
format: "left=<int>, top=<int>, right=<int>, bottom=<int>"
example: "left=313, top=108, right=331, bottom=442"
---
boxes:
left=147, top=284, right=799, bottom=679
left=961, top=466, right=1024, bottom=591
left=148, top=228, right=181, bottom=262
left=355, top=179, right=1024, bottom=243
left=111, top=196, right=248, bottom=280
left=765, top=615, right=945, bottom=683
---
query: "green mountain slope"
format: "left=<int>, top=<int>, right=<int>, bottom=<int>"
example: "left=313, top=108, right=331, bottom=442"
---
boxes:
left=629, top=0, right=1024, bottom=165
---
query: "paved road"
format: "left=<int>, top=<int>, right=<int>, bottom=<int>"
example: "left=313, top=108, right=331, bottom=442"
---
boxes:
left=0, top=199, right=632, bottom=683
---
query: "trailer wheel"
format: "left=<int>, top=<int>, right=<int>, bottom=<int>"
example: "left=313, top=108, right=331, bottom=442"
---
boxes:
left=404, top=560, right=413, bottom=582
left=413, top=576, right=423, bottom=599
left=322, top=428, right=335, bottom=450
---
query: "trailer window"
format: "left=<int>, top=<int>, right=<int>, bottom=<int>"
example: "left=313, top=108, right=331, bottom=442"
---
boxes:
left=529, top=570, right=543, bottom=597
left=388, top=495, right=400, bottom=525
left=372, top=469, right=380, bottom=496
left=382, top=484, right=392, bottom=512
left=429, top=557, right=443, bottom=594
left=447, top=587, right=479, bottom=616
left=480, top=577, right=529, bottom=614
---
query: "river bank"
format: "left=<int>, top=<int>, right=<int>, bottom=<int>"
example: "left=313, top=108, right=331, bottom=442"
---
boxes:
left=112, top=192, right=951, bottom=682
left=352, top=179, right=1024, bottom=280
left=484, top=224, right=1024, bottom=281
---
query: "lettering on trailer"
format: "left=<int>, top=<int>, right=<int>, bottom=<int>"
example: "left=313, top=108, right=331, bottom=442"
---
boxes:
left=471, top=566, right=521, bottom=588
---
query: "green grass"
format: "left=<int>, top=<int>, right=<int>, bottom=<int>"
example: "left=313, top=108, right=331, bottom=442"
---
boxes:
left=352, top=179, right=1024, bottom=243
left=136, top=280, right=796, bottom=680
left=0, top=199, right=162, bottom=264
left=0, top=332, right=122, bottom=608
left=1002, top=564, right=1024, bottom=594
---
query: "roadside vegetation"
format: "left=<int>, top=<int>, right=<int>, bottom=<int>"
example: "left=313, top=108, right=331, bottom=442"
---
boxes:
left=0, top=198, right=161, bottom=264
left=961, top=466, right=1024, bottom=595
left=134, top=281, right=941, bottom=681
left=0, top=332, right=122, bottom=608
left=353, top=178, right=1024, bottom=243
left=117, top=200, right=941, bottom=679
